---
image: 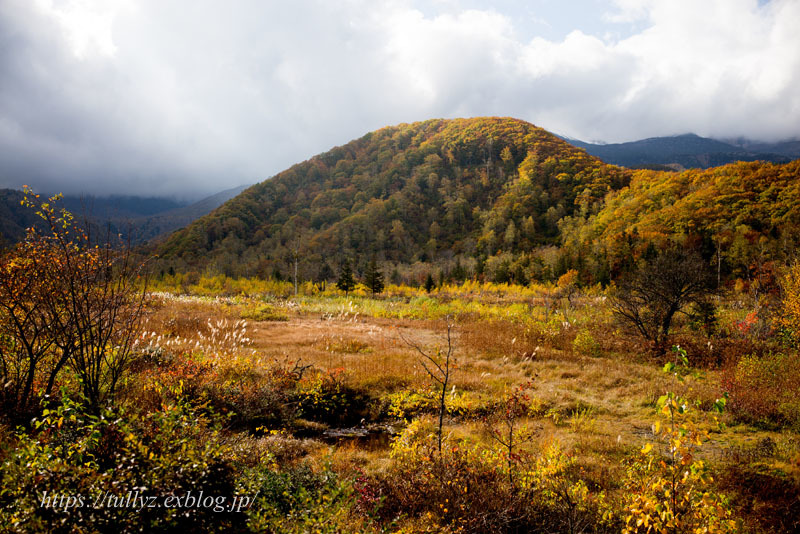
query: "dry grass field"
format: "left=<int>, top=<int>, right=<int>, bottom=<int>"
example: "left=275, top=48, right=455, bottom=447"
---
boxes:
left=109, top=287, right=800, bottom=532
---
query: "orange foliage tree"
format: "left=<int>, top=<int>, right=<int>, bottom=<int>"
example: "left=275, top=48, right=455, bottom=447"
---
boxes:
left=0, top=191, right=147, bottom=421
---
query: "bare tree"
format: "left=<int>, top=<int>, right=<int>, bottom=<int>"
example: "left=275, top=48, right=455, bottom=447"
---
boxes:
left=399, top=316, right=456, bottom=455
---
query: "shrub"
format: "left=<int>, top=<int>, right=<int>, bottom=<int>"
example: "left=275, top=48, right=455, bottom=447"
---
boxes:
left=239, top=304, right=288, bottom=322
left=295, top=369, right=369, bottom=425
left=573, top=329, right=602, bottom=357
left=0, top=191, right=146, bottom=420
left=241, top=462, right=354, bottom=534
left=621, top=392, right=737, bottom=533
left=720, top=352, right=800, bottom=429
left=0, top=396, right=243, bottom=533
left=378, top=418, right=612, bottom=533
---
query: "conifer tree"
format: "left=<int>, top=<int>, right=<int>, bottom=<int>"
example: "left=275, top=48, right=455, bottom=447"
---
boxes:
left=424, top=273, right=436, bottom=293
left=336, top=259, right=356, bottom=296
left=364, top=257, right=384, bottom=296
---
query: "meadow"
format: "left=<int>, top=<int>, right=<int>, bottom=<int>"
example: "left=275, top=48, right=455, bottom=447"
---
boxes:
left=8, top=271, right=795, bottom=532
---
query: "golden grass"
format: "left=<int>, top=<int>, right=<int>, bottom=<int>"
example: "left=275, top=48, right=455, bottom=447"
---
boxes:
left=137, top=291, right=800, bottom=516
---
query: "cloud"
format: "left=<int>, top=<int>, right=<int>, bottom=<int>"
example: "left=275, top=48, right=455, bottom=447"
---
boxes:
left=0, top=0, right=798, bottom=198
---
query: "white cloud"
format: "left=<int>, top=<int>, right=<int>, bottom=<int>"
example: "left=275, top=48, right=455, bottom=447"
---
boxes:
left=0, top=0, right=798, bottom=198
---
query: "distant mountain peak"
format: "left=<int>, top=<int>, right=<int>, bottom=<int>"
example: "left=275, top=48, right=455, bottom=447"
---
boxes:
left=560, top=132, right=793, bottom=168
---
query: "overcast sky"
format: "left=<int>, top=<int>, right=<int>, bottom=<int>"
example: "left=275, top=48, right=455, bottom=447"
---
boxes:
left=1, top=0, right=798, bottom=199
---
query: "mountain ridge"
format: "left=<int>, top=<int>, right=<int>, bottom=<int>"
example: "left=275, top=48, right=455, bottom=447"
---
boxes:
left=561, top=133, right=793, bottom=169
left=0, top=184, right=251, bottom=247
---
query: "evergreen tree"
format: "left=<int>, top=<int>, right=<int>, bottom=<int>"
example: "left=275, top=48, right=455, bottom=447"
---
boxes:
left=451, top=259, right=466, bottom=282
left=336, top=259, right=356, bottom=296
left=364, top=257, right=385, bottom=296
left=424, top=273, right=436, bottom=293
left=313, top=262, right=334, bottom=292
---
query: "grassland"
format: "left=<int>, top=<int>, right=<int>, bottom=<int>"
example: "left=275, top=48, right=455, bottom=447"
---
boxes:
left=109, top=279, right=800, bottom=533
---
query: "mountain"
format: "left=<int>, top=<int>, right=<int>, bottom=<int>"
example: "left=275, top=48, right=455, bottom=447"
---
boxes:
left=563, top=133, right=791, bottom=169
left=157, top=117, right=629, bottom=278
left=59, top=196, right=187, bottom=220
left=129, top=184, right=251, bottom=243
left=721, top=137, right=800, bottom=160
left=0, top=185, right=250, bottom=247
left=0, top=189, right=42, bottom=246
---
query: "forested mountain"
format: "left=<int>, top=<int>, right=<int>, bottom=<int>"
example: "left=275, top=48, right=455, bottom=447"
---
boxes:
left=130, top=184, right=251, bottom=243
left=0, top=189, right=42, bottom=246
left=156, top=118, right=800, bottom=286
left=723, top=137, right=800, bottom=160
left=564, top=133, right=791, bottom=169
left=156, top=117, right=629, bottom=279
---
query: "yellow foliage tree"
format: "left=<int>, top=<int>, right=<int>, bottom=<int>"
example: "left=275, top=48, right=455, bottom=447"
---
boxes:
left=778, top=260, right=800, bottom=344
left=622, top=392, right=737, bottom=533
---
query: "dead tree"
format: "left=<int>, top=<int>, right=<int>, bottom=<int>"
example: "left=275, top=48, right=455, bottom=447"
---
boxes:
left=399, top=316, right=455, bottom=455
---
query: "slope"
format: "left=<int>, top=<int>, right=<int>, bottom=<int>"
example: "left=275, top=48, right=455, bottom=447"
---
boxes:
left=560, top=160, right=800, bottom=282
left=157, top=117, right=629, bottom=277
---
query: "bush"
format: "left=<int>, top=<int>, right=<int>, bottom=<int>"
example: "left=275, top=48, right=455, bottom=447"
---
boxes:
left=620, top=392, right=737, bottom=533
left=572, top=329, right=602, bottom=357
left=0, top=396, right=243, bottom=533
left=240, top=304, right=288, bottom=322
left=295, top=369, right=369, bottom=426
left=0, top=191, right=146, bottom=421
left=377, top=418, right=612, bottom=533
left=241, top=462, right=354, bottom=534
left=721, top=352, right=800, bottom=429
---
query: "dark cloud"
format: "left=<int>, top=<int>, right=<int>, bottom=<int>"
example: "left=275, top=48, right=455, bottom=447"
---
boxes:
left=1, top=0, right=798, bottom=199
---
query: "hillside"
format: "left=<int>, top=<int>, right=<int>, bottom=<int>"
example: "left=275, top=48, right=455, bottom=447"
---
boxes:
left=157, top=117, right=629, bottom=278
left=0, top=186, right=250, bottom=247
left=0, top=189, right=42, bottom=245
left=565, top=133, right=791, bottom=169
left=129, top=184, right=251, bottom=243
left=560, top=160, right=800, bottom=283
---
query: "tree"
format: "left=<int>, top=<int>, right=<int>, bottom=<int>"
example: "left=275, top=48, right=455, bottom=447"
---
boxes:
left=424, top=273, right=436, bottom=293
left=610, top=248, right=713, bottom=354
left=336, top=259, right=356, bottom=296
left=0, top=191, right=147, bottom=419
left=363, top=256, right=384, bottom=296
left=316, top=262, right=334, bottom=291
left=399, top=317, right=455, bottom=456
left=778, top=260, right=800, bottom=346
left=556, top=269, right=580, bottom=323
left=0, top=236, right=67, bottom=420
